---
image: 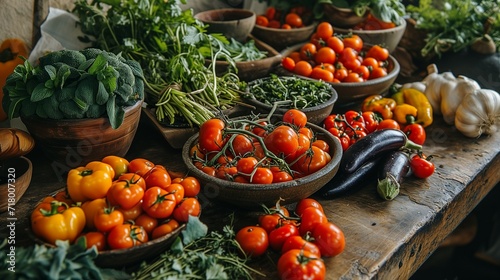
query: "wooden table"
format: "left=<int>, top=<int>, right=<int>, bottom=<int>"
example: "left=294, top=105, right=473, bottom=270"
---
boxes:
left=1, top=109, right=499, bottom=279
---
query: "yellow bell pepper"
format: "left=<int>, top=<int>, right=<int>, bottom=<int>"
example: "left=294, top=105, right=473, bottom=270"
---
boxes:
left=361, top=94, right=396, bottom=119
left=31, top=201, right=86, bottom=245
left=401, top=88, right=433, bottom=127
left=393, top=104, right=418, bottom=125
left=67, top=161, right=114, bottom=203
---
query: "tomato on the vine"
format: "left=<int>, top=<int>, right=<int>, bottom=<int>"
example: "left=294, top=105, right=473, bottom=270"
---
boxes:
left=142, top=186, right=176, bottom=219
left=283, top=109, right=308, bottom=128
left=250, top=167, right=274, bottom=184
left=294, top=146, right=330, bottom=175
left=403, top=123, right=426, bottom=145
left=281, top=235, right=321, bottom=257
left=172, top=176, right=201, bottom=197
left=269, top=223, right=299, bottom=251
left=264, top=125, right=299, bottom=159
left=362, top=111, right=381, bottom=133
left=410, top=154, right=435, bottom=179
left=235, top=226, right=269, bottom=258
left=198, top=118, right=225, bottom=154
left=277, top=249, right=325, bottom=280
left=295, top=198, right=324, bottom=216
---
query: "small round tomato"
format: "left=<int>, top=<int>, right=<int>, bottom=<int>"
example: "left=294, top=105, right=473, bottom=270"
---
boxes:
left=316, top=22, right=334, bottom=40
left=362, top=111, right=382, bottom=133
left=312, top=139, right=329, bottom=153
left=117, top=201, right=143, bottom=221
left=172, top=197, right=201, bottom=223
left=283, top=109, right=308, bottom=128
left=165, top=183, right=185, bottom=204
left=235, top=226, right=269, bottom=258
left=333, top=65, right=348, bottom=81
left=282, top=56, right=296, bottom=72
left=403, top=123, right=426, bottom=145
left=250, top=167, right=274, bottom=184
left=285, top=12, right=303, bottom=28
left=315, top=46, right=336, bottom=65
left=172, top=176, right=201, bottom=197
left=102, top=155, right=129, bottom=179
left=342, top=34, right=363, bottom=52
left=198, top=118, right=225, bottom=154
left=107, top=224, right=149, bottom=250
left=294, top=60, right=313, bottom=77
left=295, top=198, right=324, bottom=216
left=271, top=169, right=294, bottom=183
left=236, top=156, right=258, bottom=175
left=299, top=43, right=317, bottom=61
left=410, top=154, right=435, bottom=179
left=295, top=146, right=330, bottom=175
left=264, top=125, right=299, bottom=159
left=312, top=222, right=345, bottom=257
left=327, top=36, right=344, bottom=54
left=361, top=57, right=379, bottom=70
left=255, top=15, right=269, bottom=27
left=310, top=67, right=334, bottom=82
left=107, top=179, right=145, bottom=210
left=265, top=7, right=276, bottom=20
left=277, top=249, right=325, bottom=280
left=81, top=231, right=106, bottom=251
left=369, top=67, right=388, bottom=79
left=94, top=207, right=125, bottom=233
left=118, top=173, right=147, bottom=190
left=144, top=167, right=172, bottom=189
left=152, top=219, right=180, bottom=239
left=269, top=224, right=299, bottom=251
left=366, top=44, right=389, bottom=61
left=299, top=206, right=328, bottom=236
left=142, top=186, right=177, bottom=219
left=128, top=158, right=155, bottom=177
left=377, top=119, right=401, bottom=130
left=134, top=213, right=158, bottom=236
left=344, top=72, right=364, bottom=83
left=230, top=134, right=254, bottom=157
left=281, top=235, right=321, bottom=257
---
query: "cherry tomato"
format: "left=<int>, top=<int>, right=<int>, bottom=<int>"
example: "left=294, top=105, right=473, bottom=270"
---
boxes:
left=329, top=128, right=351, bottom=151
left=310, top=67, right=334, bottom=82
left=269, top=224, right=299, bottom=251
left=281, top=235, right=321, bottom=257
left=94, top=206, right=124, bottom=233
left=128, top=158, right=155, bottom=177
left=165, top=183, right=185, bottom=204
left=294, top=60, right=313, bottom=77
left=250, top=167, right=274, bottom=184
left=236, top=156, right=258, bottom=175
left=285, top=12, right=303, bottom=28
left=403, top=123, right=426, bottom=145
left=235, top=226, right=269, bottom=258
left=265, top=7, right=276, bottom=20
left=369, top=67, right=388, bottom=79
left=144, top=167, right=172, bottom=189
left=333, top=65, right=348, bottom=81
left=107, top=223, right=148, bottom=250
left=282, top=56, right=296, bottom=72
left=173, top=197, right=201, bottom=222
left=299, top=206, right=328, bottom=236
left=342, top=34, right=363, bottom=52
left=295, top=198, right=324, bottom=216
left=312, top=222, right=346, bottom=257
left=198, top=118, right=225, bottom=154
left=377, top=119, right=401, bottom=130
left=361, top=57, right=379, bottom=70
left=259, top=213, right=281, bottom=234
left=81, top=231, right=106, bottom=251
left=299, top=43, right=317, bottom=61
left=356, top=65, right=371, bottom=80
left=134, top=213, right=158, bottom=236
left=172, top=176, right=201, bottom=197
left=316, top=22, right=334, bottom=40
left=117, top=201, right=143, bottom=221
left=118, top=173, right=147, bottom=190
left=362, top=111, right=381, bottom=133
left=312, top=139, right=329, bottom=153
left=277, top=249, right=325, bottom=280
left=230, top=134, right=254, bottom=157
left=142, top=186, right=176, bottom=219
left=315, top=47, right=336, bottom=65
left=283, top=109, right=308, bottom=128
left=366, top=44, right=389, bottom=61
left=107, top=178, right=145, bottom=210
left=410, top=154, right=435, bottom=179
left=295, top=146, right=330, bottom=175
left=327, top=36, right=344, bottom=54
left=264, top=125, right=299, bottom=159
left=288, top=51, right=302, bottom=63
left=151, top=219, right=180, bottom=239
left=255, top=15, right=269, bottom=27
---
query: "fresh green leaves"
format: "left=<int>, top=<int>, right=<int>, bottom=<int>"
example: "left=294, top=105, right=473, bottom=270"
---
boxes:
left=0, top=238, right=129, bottom=280
left=2, top=49, right=145, bottom=128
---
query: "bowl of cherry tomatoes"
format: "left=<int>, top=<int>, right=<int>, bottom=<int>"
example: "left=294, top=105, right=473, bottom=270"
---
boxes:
left=251, top=6, right=316, bottom=51
left=279, top=22, right=400, bottom=106
left=182, top=111, right=343, bottom=209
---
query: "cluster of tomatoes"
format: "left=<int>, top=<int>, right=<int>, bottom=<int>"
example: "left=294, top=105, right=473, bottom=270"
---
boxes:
left=281, top=21, right=391, bottom=83
left=235, top=198, right=345, bottom=279
left=190, top=109, right=333, bottom=184
left=31, top=156, right=201, bottom=251
left=255, top=6, right=312, bottom=29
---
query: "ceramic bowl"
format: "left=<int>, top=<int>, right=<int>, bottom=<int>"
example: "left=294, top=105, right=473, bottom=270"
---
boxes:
left=0, top=156, right=32, bottom=213
left=243, top=76, right=338, bottom=125
left=280, top=45, right=400, bottom=106
left=182, top=119, right=342, bottom=209
left=251, top=23, right=316, bottom=51
left=21, top=100, right=142, bottom=168
left=334, top=18, right=407, bottom=53
left=195, top=8, right=256, bottom=42
left=209, top=35, right=282, bottom=82
left=322, top=4, right=368, bottom=28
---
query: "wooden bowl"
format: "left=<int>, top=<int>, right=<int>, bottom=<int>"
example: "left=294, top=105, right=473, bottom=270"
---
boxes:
left=0, top=156, right=32, bottom=213
left=209, top=35, right=282, bottom=82
left=195, top=8, right=256, bottom=42
left=280, top=45, right=400, bottom=106
left=243, top=76, right=338, bottom=125
left=334, top=19, right=407, bottom=53
left=181, top=120, right=343, bottom=209
left=251, top=23, right=316, bottom=51
left=322, top=4, right=368, bottom=28
left=21, top=101, right=142, bottom=168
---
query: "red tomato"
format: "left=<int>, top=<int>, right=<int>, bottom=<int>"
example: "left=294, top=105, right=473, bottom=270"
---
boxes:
left=342, top=34, right=363, bottom=52
left=294, top=60, right=313, bottom=77
left=142, top=186, right=176, bottom=219
left=236, top=156, right=258, bottom=175
left=299, top=206, right=328, bottom=236
left=327, top=36, right=344, bottom=54
left=277, top=249, right=325, bottom=280
left=316, top=22, right=334, bottom=40
left=369, top=67, right=388, bottom=79
left=403, top=123, right=426, bottom=145
left=315, top=47, right=336, bottom=65
left=312, top=222, right=345, bottom=257
left=283, top=109, right=308, bottom=128
left=269, top=224, right=299, bottom=251
left=281, top=235, right=321, bottom=257
left=264, top=125, right=299, bottom=159
left=173, top=197, right=201, bottom=222
left=250, top=167, right=274, bottom=184
left=172, top=176, right=201, bottom=197
left=128, top=158, right=155, bottom=177
left=230, top=134, right=254, bottom=157
left=94, top=207, right=124, bottom=233
left=81, top=231, right=106, bottom=251
left=362, top=111, right=382, bottom=133
left=410, top=154, right=435, bottom=178
left=282, top=56, right=296, bottom=72
left=295, top=198, right=324, bottom=216
left=255, top=15, right=269, bottom=27
left=107, top=224, right=148, bottom=250
left=165, top=183, right=185, bottom=204
left=377, top=119, right=401, bottom=130
left=107, top=179, right=145, bottom=210
left=299, top=43, right=317, bottom=61
left=310, top=67, right=334, bottom=82
left=294, top=146, right=330, bottom=175
left=134, top=213, right=158, bottom=236
left=285, top=12, right=303, bottom=28
left=151, top=219, right=180, bottom=239
left=198, top=118, right=225, bottom=154
left=144, top=167, right=172, bottom=189
left=366, top=45, right=389, bottom=61
left=235, top=226, right=269, bottom=258
left=259, top=213, right=281, bottom=234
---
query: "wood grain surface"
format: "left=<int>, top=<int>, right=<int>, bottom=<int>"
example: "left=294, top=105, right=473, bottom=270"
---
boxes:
left=1, top=110, right=498, bottom=280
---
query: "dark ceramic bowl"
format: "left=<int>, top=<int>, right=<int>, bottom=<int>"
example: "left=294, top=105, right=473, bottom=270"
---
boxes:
left=243, top=76, right=338, bottom=125
left=195, top=8, right=256, bottom=42
left=251, top=22, right=316, bottom=51
left=182, top=119, right=342, bottom=209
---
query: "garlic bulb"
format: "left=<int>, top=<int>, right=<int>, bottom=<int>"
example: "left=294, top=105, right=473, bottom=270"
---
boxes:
left=455, top=89, right=500, bottom=138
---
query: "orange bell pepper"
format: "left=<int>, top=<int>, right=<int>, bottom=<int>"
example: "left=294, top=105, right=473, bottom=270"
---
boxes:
left=361, top=94, right=396, bottom=119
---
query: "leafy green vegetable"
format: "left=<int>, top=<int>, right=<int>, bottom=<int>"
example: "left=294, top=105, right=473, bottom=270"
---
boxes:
left=407, top=0, right=500, bottom=58
left=133, top=215, right=263, bottom=280
left=0, top=238, right=130, bottom=280
left=246, top=74, right=334, bottom=109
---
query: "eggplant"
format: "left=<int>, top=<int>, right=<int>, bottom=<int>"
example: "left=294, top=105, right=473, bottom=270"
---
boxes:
left=340, top=129, right=421, bottom=174
left=317, top=158, right=380, bottom=199
left=377, top=150, right=411, bottom=200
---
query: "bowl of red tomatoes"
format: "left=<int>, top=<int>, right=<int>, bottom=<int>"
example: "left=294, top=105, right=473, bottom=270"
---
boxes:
left=251, top=6, right=316, bottom=51
left=181, top=111, right=343, bottom=209
left=279, top=22, right=400, bottom=106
